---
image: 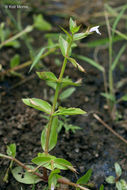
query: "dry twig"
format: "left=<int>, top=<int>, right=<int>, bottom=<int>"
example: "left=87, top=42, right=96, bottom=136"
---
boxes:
left=93, top=113, right=127, bottom=145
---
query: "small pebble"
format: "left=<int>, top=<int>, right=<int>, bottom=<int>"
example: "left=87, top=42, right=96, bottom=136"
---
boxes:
left=75, top=148, right=79, bottom=153
left=84, top=96, right=89, bottom=102
left=103, top=104, right=108, bottom=110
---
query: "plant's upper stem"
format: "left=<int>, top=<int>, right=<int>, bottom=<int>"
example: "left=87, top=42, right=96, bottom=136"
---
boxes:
left=44, top=36, right=73, bottom=154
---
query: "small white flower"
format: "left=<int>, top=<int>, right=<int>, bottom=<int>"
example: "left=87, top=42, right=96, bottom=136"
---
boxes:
left=51, top=183, right=55, bottom=190
left=89, top=26, right=101, bottom=35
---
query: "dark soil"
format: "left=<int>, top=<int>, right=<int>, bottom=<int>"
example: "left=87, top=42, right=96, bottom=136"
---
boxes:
left=0, top=1, right=127, bottom=190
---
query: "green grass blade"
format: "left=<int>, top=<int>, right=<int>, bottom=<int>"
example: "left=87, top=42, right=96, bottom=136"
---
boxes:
left=111, top=44, right=126, bottom=71
left=104, top=4, right=117, bottom=15
left=29, top=47, right=46, bottom=72
left=73, top=54, right=104, bottom=72
left=112, top=4, right=127, bottom=37
left=32, top=184, right=35, bottom=190
left=113, top=30, right=127, bottom=40
left=83, top=35, right=123, bottom=48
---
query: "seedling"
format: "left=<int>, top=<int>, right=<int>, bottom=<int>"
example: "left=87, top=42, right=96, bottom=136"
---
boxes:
left=0, top=18, right=101, bottom=189
left=3, top=143, right=16, bottom=183
left=106, top=162, right=127, bottom=190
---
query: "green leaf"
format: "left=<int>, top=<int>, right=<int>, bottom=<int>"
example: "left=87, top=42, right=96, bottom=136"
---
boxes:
left=57, top=119, right=64, bottom=132
left=7, top=143, right=16, bottom=158
left=41, top=117, right=58, bottom=151
left=32, top=156, right=51, bottom=164
left=30, top=43, right=57, bottom=73
left=67, top=57, right=86, bottom=72
left=49, top=169, right=60, bottom=175
left=32, top=154, right=56, bottom=170
left=38, top=153, right=56, bottom=160
left=29, top=47, right=46, bottom=72
left=61, top=78, right=81, bottom=88
left=46, top=77, right=80, bottom=92
left=48, top=169, right=61, bottom=190
left=64, top=124, right=81, bottom=133
left=84, top=34, right=124, bottom=48
left=73, top=54, right=104, bottom=72
left=106, top=176, right=115, bottom=184
left=54, top=107, right=86, bottom=116
left=101, top=92, right=116, bottom=102
left=115, top=162, right=122, bottom=177
left=116, top=181, right=122, bottom=190
left=32, top=154, right=57, bottom=170
left=32, top=156, right=51, bottom=168
left=59, top=36, right=68, bottom=57
left=40, top=129, right=46, bottom=152
left=36, top=71, right=57, bottom=82
left=46, top=81, right=57, bottom=90
left=33, top=14, right=52, bottom=31
left=54, top=158, right=74, bottom=171
left=121, top=94, right=127, bottom=101
left=5, top=40, right=20, bottom=48
left=111, top=44, right=126, bottom=71
left=77, top=169, right=92, bottom=185
left=49, top=117, right=58, bottom=151
left=59, top=87, right=75, bottom=100
left=0, top=22, right=5, bottom=42
left=73, top=33, right=87, bottom=41
left=120, top=179, right=127, bottom=189
left=12, top=166, right=42, bottom=184
left=54, top=158, right=72, bottom=167
left=69, top=18, right=80, bottom=34
left=45, top=33, right=65, bottom=41
left=73, top=26, right=81, bottom=35
left=22, top=98, right=52, bottom=114
left=69, top=18, right=76, bottom=33
left=99, top=184, right=104, bottom=190
left=59, top=25, right=72, bottom=39
left=10, top=54, right=20, bottom=68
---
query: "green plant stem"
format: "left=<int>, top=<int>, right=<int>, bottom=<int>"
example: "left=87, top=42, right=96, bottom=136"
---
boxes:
left=108, top=38, right=114, bottom=102
left=17, top=10, right=22, bottom=31
left=105, top=11, right=115, bottom=118
left=3, top=167, right=10, bottom=183
left=105, top=11, right=113, bottom=94
left=102, top=70, right=111, bottom=113
left=45, top=37, right=73, bottom=154
left=3, top=160, right=13, bottom=183
left=44, top=63, right=66, bottom=154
